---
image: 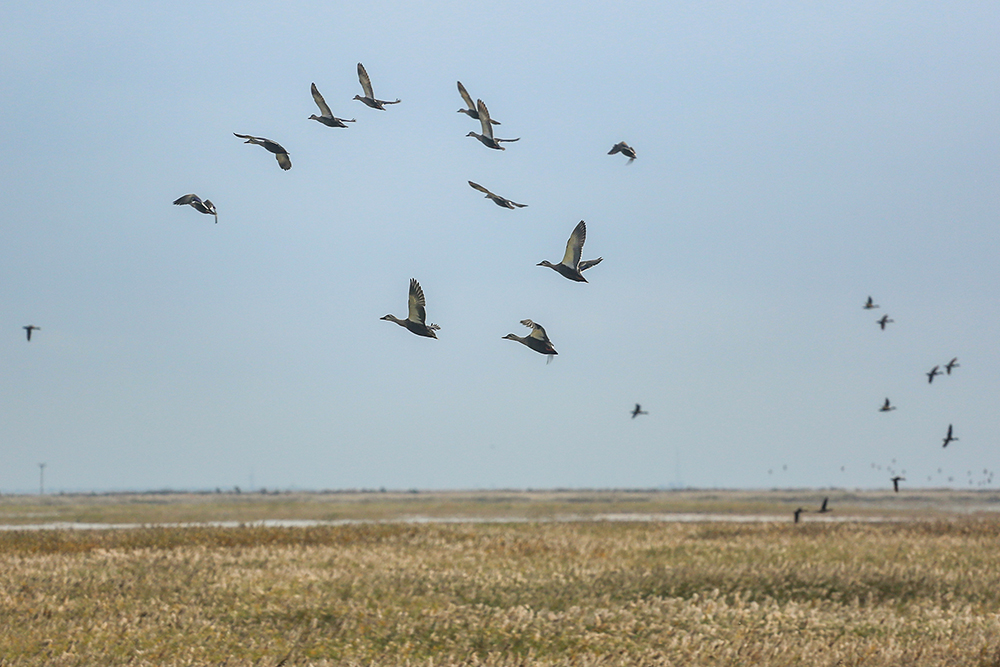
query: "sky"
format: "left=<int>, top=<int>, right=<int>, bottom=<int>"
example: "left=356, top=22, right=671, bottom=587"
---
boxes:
left=2, top=1, right=999, bottom=493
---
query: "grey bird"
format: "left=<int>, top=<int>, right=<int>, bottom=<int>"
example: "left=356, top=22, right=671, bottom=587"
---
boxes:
left=631, top=404, right=648, bottom=419
left=608, top=141, right=637, bottom=163
left=457, top=82, right=500, bottom=124
left=381, top=279, right=440, bottom=339
left=503, top=319, right=557, bottom=359
left=234, top=134, right=291, bottom=170
left=877, top=314, right=893, bottom=330
left=309, top=83, right=356, bottom=127
left=879, top=398, right=896, bottom=412
left=891, top=476, right=905, bottom=492
left=353, top=63, right=400, bottom=110
left=942, top=424, right=958, bottom=448
left=864, top=296, right=879, bottom=309
left=945, top=357, right=960, bottom=375
left=927, top=365, right=942, bottom=384
left=23, top=325, right=40, bottom=341
left=468, top=181, right=526, bottom=209
left=537, top=220, right=603, bottom=282
left=466, top=100, right=519, bottom=150
left=173, top=194, right=217, bottom=222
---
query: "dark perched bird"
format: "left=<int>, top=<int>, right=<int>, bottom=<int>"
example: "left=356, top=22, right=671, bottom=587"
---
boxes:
left=353, top=63, right=400, bottom=110
left=631, top=404, right=648, bottom=419
left=233, top=134, right=291, bottom=170
left=608, top=141, right=636, bottom=163
left=173, top=194, right=217, bottom=222
left=466, top=100, right=519, bottom=150
left=503, top=319, right=557, bottom=358
left=879, top=398, right=896, bottom=412
left=381, top=279, right=440, bottom=339
left=468, top=181, right=526, bottom=209
left=864, top=296, right=879, bottom=309
left=537, top=220, right=603, bottom=282
left=942, top=424, right=958, bottom=448
left=926, top=365, right=942, bottom=384
left=23, top=325, right=40, bottom=341
left=309, top=83, right=355, bottom=127
left=891, top=476, right=905, bottom=492
left=877, top=315, right=893, bottom=330
left=456, top=82, right=499, bottom=124
left=817, top=497, right=831, bottom=514
left=793, top=508, right=806, bottom=523
left=945, top=357, right=960, bottom=375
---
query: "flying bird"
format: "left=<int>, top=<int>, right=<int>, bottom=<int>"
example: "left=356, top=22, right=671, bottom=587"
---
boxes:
left=468, top=181, right=526, bottom=209
left=631, top=404, right=648, bottom=419
left=503, top=319, right=558, bottom=359
left=891, top=476, right=905, bottom=492
left=877, top=315, right=893, bottom=330
left=942, top=424, right=958, bottom=448
left=793, top=508, right=806, bottom=523
left=381, top=278, right=440, bottom=339
left=945, top=357, right=960, bottom=375
left=456, top=82, right=500, bottom=124
left=466, top=100, right=519, bottom=150
left=926, top=365, right=942, bottom=384
left=537, top=220, right=603, bottom=283
left=608, top=141, right=637, bottom=163
left=23, top=325, right=40, bottom=341
left=863, top=296, right=879, bottom=309
left=817, top=497, right=831, bottom=514
left=353, top=63, right=400, bottom=110
left=233, top=134, right=291, bottom=170
left=309, top=83, right=356, bottom=127
left=879, top=398, right=896, bottom=412
left=172, top=194, right=217, bottom=222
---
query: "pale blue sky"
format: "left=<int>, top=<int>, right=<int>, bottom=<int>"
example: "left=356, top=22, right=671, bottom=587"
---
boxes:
left=2, top=1, right=998, bottom=493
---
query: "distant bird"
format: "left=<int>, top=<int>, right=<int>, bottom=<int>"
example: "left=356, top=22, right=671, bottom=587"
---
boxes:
left=503, top=319, right=558, bottom=358
left=877, top=315, right=893, bottom=330
left=817, top=497, right=831, bottom=514
left=926, top=365, right=942, bottom=384
left=309, top=83, right=355, bottom=127
left=793, top=508, right=806, bottom=523
left=468, top=181, right=526, bottom=209
left=942, top=424, right=958, bottom=448
left=608, top=141, right=636, bottom=164
left=380, top=278, right=440, bottom=339
left=353, top=63, right=400, bottom=110
left=466, top=100, right=519, bottom=150
left=537, top=220, right=603, bottom=283
left=631, top=404, right=648, bottom=419
left=233, top=133, right=291, bottom=170
left=879, top=398, right=896, bottom=412
left=172, top=194, right=217, bottom=223
left=456, top=82, right=500, bottom=124
left=945, top=357, right=960, bottom=375
left=891, top=476, right=905, bottom=492
left=863, top=296, right=880, bottom=309
left=23, top=325, right=40, bottom=342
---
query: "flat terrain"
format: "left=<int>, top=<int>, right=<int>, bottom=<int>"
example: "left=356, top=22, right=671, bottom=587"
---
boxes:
left=2, top=491, right=1000, bottom=665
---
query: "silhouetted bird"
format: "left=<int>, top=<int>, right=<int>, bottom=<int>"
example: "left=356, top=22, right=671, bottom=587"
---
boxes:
left=608, top=141, right=637, bottom=164
left=793, top=508, right=806, bottom=523
left=503, top=320, right=557, bottom=358
left=173, top=194, right=217, bottom=222
left=234, top=134, right=291, bottom=170
left=466, top=100, right=519, bottom=150
left=631, top=404, right=648, bottom=419
left=23, top=325, right=40, bottom=341
left=942, top=424, right=958, bottom=448
left=353, top=63, right=400, bottom=110
left=309, top=83, right=355, bottom=127
left=945, top=357, right=960, bottom=375
left=864, top=296, right=879, bottom=309
left=927, top=365, right=942, bottom=384
left=456, top=82, right=499, bottom=124
left=537, top=220, right=603, bottom=283
left=877, top=315, right=893, bottom=330
left=380, top=278, right=440, bottom=339
left=879, top=398, right=896, bottom=412
left=817, top=497, right=831, bottom=514
left=468, top=181, right=526, bottom=209
left=891, top=476, right=905, bottom=492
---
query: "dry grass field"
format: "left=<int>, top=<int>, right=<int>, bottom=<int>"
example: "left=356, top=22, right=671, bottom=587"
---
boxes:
left=2, top=491, right=1000, bottom=666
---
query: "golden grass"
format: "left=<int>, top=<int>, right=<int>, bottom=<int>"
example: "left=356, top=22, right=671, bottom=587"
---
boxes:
left=2, top=520, right=1000, bottom=666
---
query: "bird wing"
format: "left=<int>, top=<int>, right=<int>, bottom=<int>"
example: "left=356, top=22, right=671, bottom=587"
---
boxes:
left=357, top=63, right=374, bottom=99
left=173, top=194, right=200, bottom=206
left=234, top=133, right=258, bottom=142
left=457, top=81, right=475, bottom=109
left=578, top=257, right=603, bottom=272
left=561, top=220, right=586, bottom=268
left=476, top=100, right=494, bottom=140
left=311, top=83, right=332, bottom=116
left=468, top=181, right=493, bottom=196
left=275, top=152, right=291, bottom=170
left=608, top=143, right=623, bottom=155
left=408, top=278, right=427, bottom=324
left=520, top=319, right=550, bottom=342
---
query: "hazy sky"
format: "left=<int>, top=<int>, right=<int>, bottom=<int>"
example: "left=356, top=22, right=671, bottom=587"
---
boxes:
left=2, top=1, right=998, bottom=493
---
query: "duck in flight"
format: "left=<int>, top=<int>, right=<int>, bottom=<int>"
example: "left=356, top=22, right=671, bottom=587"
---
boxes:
left=793, top=508, right=806, bottom=524
left=173, top=194, right=218, bottom=222
left=457, top=82, right=500, bottom=124
left=945, top=357, right=960, bottom=375
left=877, top=315, right=893, bottom=330
left=234, top=134, right=291, bottom=170
left=817, top=497, right=831, bottom=514
left=309, top=83, right=355, bottom=127
left=503, top=320, right=558, bottom=359
left=23, top=325, right=40, bottom=342
left=468, top=181, right=526, bottom=209
left=608, top=141, right=637, bottom=164
left=863, top=296, right=879, bottom=309
left=926, top=365, right=942, bottom=384
left=467, top=100, right=519, bottom=150
left=380, top=278, right=440, bottom=339
left=631, top=404, right=648, bottom=419
left=353, top=63, right=400, bottom=110
left=879, top=398, right=896, bottom=412
left=891, top=475, right=905, bottom=492
left=942, top=424, right=958, bottom=448
left=537, top=220, right=603, bottom=283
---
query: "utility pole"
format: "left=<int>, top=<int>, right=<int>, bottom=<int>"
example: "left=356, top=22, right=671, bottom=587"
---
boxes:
left=38, top=463, right=46, bottom=495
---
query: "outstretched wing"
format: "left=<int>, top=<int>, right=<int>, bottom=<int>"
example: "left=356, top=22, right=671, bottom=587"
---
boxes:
left=476, top=99, right=495, bottom=141
left=275, top=152, right=291, bottom=170
left=468, top=181, right=492, bottom=196
left=173, top=194, right=201, bottom=206
left=408, top=278, right=428, bottom=324
left=578, top=257, right=603, bottom=272
left=520, top=319, right=550, bottom=343
left=311, top=82, right=332, bottom=116
left=357, top=63, right=374, bottom=98
left=457, top=81, right=475, bottom=109
left=561, top=220, right=586, bottom=268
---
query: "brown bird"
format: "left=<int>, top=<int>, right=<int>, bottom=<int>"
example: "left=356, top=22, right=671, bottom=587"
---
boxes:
left=537, top=220, right=603, bottom=282
left=879, top=398, right=896, bottom=412
left=503, top=319, right=557, bottom=358
left=23, top=325, right=40, bottom=342
left=353, top=63, right=400, bottom=110
left=309, top=83, right=356, bottom=127
left=608, top=141, right=636, bottom=163
left=864, top=295, right=879, bottom=309
left=381, top=279, right=440, bottom=339
left=468, top=181, right=526, bottom=209
left=173, top=194, right=217, bottom=222
left=457, top=82, right=500, bottom=124
left=234, top=134, right=291, bottom=170
left=466, top=100, right=519, bottom=150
